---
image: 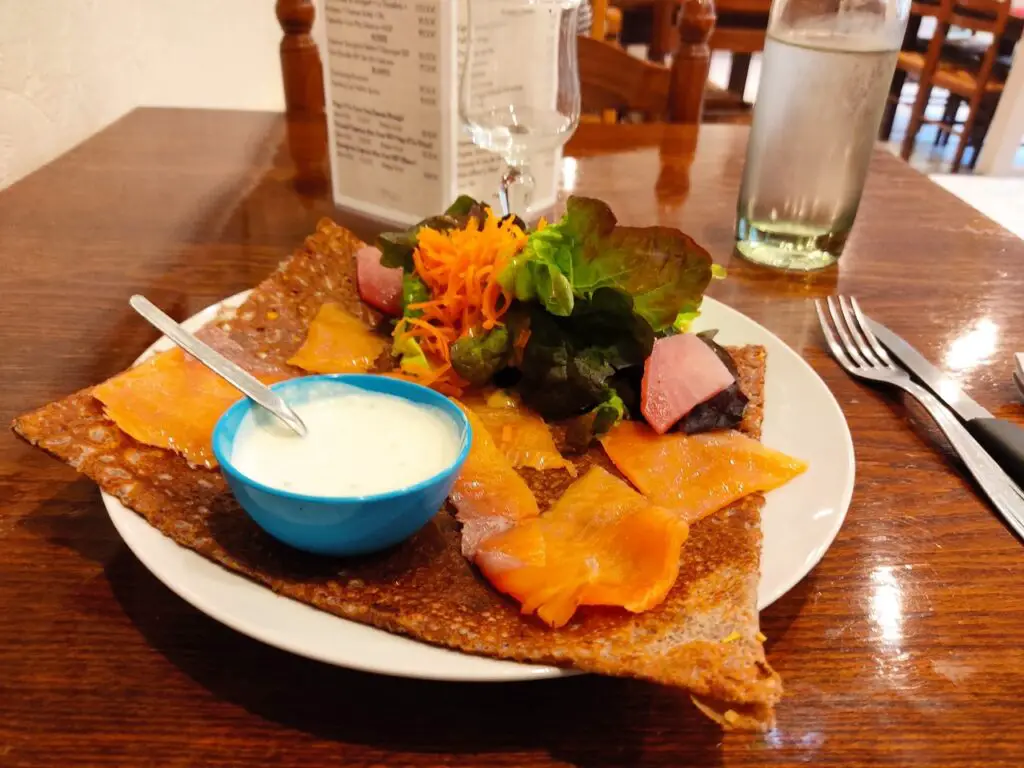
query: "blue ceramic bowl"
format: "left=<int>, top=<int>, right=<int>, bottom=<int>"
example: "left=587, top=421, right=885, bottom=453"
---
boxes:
left=212, top=374, right=471, bottom=557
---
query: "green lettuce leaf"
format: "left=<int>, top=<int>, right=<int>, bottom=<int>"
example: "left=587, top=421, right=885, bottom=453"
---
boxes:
left=500, top=227, right=575, bottom=315
left=517, top=287, right=654, bottom=420
left=445, top=194, right=482, bottom=218
left=502, top=196, right=715, bottom=331
left=671, top=310, right=702, bottom=333
left=401, top=273, right=430, bottom=318
left=563, top=389, right=627, bottom=453
left=394, top=335, right=430, bottom=374
left=592, top=389, right=626, bottom=434
left=450, top=327, right=511, bottom=386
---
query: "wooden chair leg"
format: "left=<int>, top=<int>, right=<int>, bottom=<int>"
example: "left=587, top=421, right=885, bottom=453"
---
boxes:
left=591, top=0, right=609, bottom=40
left=728, top=54, right=752, bottom=100
left=648, top=0, right=678, bottom=63
left=277, top=0, right=327, bottom=190
left=951, top=90, right=985, bottom=173
left=277, top=0, right=324, bottom=116
left=935, top=96, right=955, bottom=146
left=939, top=95, right=962, bottom=146
left=606, top=7, right=623, bottom=42
left=968, top=93, right=998, bottom=170
left=900, top=77, right=932, bottom=161
left=669, top=0, right=715, bottom=123
left=967, top=138, right=980, bottom=170
left=880, top=69, right=907, bottom=140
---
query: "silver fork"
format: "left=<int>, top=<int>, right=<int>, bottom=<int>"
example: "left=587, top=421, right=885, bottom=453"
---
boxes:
left=816, top=295, right=1024, bottom=540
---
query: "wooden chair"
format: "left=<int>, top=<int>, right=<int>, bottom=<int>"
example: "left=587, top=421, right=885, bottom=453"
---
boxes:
left=276, top=0, right=712, bottom=133
left=932, top=32, right=1014, bottom=163
left=881, top=0, right=947, bottom=140
left=894, top=0, right=1011, bottom=171
left=590, top=0, right=625, bottom=41
left=613, top=0, right=766, bottom=107
left=613, top=0, right=683, bottom=63
left=710, top=0, right=769, bottom=103
left=578, top=0, right=717, bottom=123
left=276, top=0, right=327, bottom=187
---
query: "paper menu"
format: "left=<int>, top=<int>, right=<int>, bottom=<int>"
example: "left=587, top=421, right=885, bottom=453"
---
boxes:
left=321, top=0, right=560, bottom=226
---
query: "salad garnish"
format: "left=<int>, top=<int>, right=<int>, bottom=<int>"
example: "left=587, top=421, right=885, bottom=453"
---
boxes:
left=377, top=195, right=723, bottom=437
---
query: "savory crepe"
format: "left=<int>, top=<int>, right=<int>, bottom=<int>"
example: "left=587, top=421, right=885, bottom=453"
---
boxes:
left=13, top=210, right=798, bottom=730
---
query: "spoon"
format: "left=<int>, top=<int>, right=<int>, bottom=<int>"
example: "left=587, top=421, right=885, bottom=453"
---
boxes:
left=129, top=295, right=308, bottom=437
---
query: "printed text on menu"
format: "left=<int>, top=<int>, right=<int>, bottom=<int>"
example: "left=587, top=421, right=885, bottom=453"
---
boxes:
left=324, top=0, right=449, bottom=218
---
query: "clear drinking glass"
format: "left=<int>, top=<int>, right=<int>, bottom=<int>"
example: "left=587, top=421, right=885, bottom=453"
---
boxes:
left=460, top=0, right=582, bottom=217
left=736, top=0, right=910, bottom=271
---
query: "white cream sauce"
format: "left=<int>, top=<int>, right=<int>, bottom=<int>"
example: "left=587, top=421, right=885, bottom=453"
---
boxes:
left=230, top=390, right=462, bottom=497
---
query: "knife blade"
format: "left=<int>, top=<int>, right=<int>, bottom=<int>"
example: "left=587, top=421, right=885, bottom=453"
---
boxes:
left=868, top=318, right=1024, bottom=489
left=868, top=320, right=990, bottom=421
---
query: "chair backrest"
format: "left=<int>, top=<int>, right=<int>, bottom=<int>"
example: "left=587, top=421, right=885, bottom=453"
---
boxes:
left=578, top=36, right=673, bottom=116
left=708, top=0, right=768, bottom=53
left=913, top=0, right=1011, bottom=96
left=589, top=0, right=624, bottom=41
left=948, top=0, right=1012, bottom=34
left=914, top=0, right=1012, bottom=36
left=590, top=0, right=610, bottom=38
left=709, top=22, right=767, bottom=53
left=710, top=16, right=767, bottom=51
left=914, top=0, right=955, bottom=69
left=948, top=0, right=1012, bottom=94
left=910, top=0, right=945, bottom=17
left=578, top=0, right=716, bottom=123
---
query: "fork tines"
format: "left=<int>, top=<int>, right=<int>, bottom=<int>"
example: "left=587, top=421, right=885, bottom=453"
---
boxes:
left=815, top=296, right=895, bottom=376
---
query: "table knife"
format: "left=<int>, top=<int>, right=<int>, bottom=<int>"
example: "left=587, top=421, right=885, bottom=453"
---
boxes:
left=867, top=319, right=1024, bottom=489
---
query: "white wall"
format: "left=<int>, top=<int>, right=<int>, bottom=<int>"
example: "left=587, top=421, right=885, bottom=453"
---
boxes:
left=0, top=0, right=287, bottom=190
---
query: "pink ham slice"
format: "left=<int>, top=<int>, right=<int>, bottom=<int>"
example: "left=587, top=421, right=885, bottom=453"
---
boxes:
left=356, top=245, right=403, bottom=316
left=641, top=334, right=735, bottom=435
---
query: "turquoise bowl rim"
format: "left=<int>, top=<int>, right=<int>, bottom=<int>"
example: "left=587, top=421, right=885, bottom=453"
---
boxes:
left=211, top=374, right=472, bottom=503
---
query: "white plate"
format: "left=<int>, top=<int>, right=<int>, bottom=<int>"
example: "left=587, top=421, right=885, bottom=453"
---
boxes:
left=103, top=292, right=854, bottom=682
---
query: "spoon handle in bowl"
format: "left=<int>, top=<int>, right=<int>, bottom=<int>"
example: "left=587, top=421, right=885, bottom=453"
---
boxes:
left=129, top=295, right=308, bottom=438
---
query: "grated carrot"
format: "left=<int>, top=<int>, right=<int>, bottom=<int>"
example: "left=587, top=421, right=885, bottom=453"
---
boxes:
left=394, top=211, right=527, bottom=395
left=511, top=325, right=531, bottom=367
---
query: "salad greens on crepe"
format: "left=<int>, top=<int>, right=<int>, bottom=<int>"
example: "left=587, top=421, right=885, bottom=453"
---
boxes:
left=451, top=326, right=512, bottom=386
left=499, top=197, right=717, bottom=333
left=377, top=194, right=724, bottom=438
left=516, top=287, right=653, bottom=420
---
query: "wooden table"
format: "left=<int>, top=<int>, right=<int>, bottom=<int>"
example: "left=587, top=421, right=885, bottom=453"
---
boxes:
left=3, top=109, right=1024, bottom=767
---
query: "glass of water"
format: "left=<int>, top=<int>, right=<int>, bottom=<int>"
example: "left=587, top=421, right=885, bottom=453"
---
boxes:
left=460, top=0, right=582, bottom=217
left=736, top=0, right=910, bottom=271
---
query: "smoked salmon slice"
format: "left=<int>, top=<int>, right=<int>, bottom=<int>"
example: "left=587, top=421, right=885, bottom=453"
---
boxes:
left=600, top=421, right=807, bottom=525
left=93, top=328, right=288, bottom=468
left=475, top=466, right=688, bottom=628
left=287, top=302, right=388, bottom=374
left=464, top=391, right=575, bottom=474
left=449, top=403, right=540, bottom=557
